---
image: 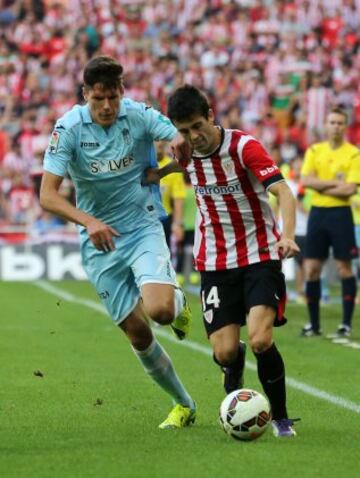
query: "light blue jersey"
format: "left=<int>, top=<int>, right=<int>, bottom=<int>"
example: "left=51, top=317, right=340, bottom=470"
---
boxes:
left=43, top=98, right=178, bottom=323
left=43, top=97, right=176, bottom=237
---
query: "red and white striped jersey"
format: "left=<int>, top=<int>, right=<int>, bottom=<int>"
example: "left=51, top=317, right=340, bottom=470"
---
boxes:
left=183, top=128, right=283, bottom=271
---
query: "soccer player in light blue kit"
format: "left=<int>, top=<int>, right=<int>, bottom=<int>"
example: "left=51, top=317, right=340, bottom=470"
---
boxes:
left=40, top=56, right=196, bottom=429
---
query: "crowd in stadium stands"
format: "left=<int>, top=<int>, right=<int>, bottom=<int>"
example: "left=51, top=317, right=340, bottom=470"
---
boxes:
left=1, top=0, right=360, bottom=265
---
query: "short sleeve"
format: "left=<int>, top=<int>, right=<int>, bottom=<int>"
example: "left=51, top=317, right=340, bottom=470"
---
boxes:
left=143, top=106, right=177, bottom=141
left=43, top=124, right=75, bottom=177
left=242, top=138, right=284, bottom=189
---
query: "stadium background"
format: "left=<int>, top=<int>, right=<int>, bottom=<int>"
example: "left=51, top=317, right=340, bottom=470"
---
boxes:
left=1, top=2, right=360, bottom=478
left=1, top=0, right=360, bottom=283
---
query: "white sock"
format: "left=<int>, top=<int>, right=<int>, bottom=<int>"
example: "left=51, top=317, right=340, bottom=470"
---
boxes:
left=133, top=339, right=195, bottom=409
left=174, top=288, right=184, bottom=318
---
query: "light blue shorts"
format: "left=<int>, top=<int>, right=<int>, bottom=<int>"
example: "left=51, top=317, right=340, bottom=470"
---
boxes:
left=81, top=223, right=177, bottom=324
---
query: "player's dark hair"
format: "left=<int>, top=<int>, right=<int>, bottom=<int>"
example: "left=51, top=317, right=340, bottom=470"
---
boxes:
left=328, top=106, right=348, bottom=123
left=83, top=56, right=123, bottom=90
left=167, top=84, right=210, bottom=122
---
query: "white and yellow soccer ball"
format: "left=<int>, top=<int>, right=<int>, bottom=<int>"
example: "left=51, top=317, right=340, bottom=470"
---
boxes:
left=219, top=389, right=271, bottom=441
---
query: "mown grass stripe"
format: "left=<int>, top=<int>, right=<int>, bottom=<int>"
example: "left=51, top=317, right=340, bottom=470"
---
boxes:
left=35, top=280, right=360, bottom=415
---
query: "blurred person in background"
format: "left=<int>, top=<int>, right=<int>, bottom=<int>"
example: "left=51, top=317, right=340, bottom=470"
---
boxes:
left=286, top=157, right=309, bottom=304
left=351, top=187, right=360, bottom=303
left=156, top=140, right=186, bottom=252
left=300, top=107, right=360, bottom=338
left=175, top=172, right=199, bottom=287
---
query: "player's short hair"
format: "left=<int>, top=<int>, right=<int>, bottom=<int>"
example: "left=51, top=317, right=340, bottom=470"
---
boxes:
left=83, top=56, right=123, bottom=90
left=327, top=106, right=348, bottom=123
left=167, top=84, right=210, bottom=122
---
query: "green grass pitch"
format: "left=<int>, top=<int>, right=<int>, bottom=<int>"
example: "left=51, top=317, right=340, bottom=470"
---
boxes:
left=0, top=281, right=359, bottom=478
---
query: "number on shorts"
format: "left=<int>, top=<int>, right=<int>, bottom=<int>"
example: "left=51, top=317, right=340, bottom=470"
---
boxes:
left=202, top=286, right=220, bottom=310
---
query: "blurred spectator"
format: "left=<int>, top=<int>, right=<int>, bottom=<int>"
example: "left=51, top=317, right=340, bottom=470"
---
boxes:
left=175, top=173, right=199, bottom=287
left=156, top=141, right=186, bottom=251
left=2, top=0, right=360, bottom=240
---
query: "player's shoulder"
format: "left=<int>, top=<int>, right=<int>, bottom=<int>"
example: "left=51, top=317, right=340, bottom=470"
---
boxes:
left=54, top=104, right=84, bottom=131
left=344, top=142, right=360, bottom=158
left=306, top=141, right=326, bottom=154
left=122, top=97, right=148, bottom=118
left=226, top=128, right=256, bottom=142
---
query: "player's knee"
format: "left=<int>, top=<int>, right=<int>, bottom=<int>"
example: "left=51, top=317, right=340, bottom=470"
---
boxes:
left=307, top=270, right=321, bottom=281
left=148, top=304, right=174, bottom=325
left=214, top=346, right=239, bottom=367
left=119, top=318, right=153, bottom=350
left=248, top=332, right=272, bottom=354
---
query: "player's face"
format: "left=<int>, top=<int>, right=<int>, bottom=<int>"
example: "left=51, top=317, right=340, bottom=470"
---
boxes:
left=325, top=113, right=347, bottom=142
left=83, top=82, right=124, bottom=127
left=173, top=111, right=220, bottom=155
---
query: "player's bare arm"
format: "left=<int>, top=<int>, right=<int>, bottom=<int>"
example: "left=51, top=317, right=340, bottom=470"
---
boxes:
left=269, top=181, right=300, bottom=258
left=321, top=181, right=358, bottom=198
left=301, top=173, right=339, bottom=192
left=40, top=171, right=120, bottom=252
left=144, top=159, right=184, bottom=185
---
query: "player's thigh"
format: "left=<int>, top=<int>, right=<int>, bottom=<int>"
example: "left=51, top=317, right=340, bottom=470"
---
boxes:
left=327, top=207, right=358, bottom=261
left=81, top=243, right=140, bottom=325
left=305, top=207, right=330, bottom=260
left=200, top=269, right=246, bottom=338
left=130, top=223, right=177, bottom=290
left=141, top=282, right=174, bottom=318
left=243, top=260, right=287, bottom=328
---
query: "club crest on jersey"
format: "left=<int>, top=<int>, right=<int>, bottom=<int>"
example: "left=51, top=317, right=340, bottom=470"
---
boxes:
left=48, top=131, right=60, bottom=153
left=204, top=309, right=213, bottom=324
left=222, top=158, right=235, bottom=175
left=122, top=128, right=131, bottom=145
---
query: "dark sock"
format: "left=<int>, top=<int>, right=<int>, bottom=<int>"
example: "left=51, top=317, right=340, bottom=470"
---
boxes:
left=341, top=277, right=357, bottom=327
left=305, top=280, right=321, bottom=331
left=254, top=343, right=287, bottom=420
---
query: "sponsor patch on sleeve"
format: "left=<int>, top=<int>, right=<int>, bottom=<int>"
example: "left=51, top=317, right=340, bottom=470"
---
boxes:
left=48, top=130, right=60, bottom=153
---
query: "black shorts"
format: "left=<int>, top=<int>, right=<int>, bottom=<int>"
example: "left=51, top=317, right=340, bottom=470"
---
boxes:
left=200, top=261, right=287, bottom=337
left=305, top=207, right=358, bottom=261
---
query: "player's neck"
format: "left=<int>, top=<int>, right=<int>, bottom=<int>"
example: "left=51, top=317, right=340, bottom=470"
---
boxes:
left=193, top=126, right=222, bottom=157
left=328, top=138, right=344, bottom=150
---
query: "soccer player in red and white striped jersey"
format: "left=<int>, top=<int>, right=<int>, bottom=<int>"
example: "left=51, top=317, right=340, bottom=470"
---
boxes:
left=153, top=84, right=300, bottom=437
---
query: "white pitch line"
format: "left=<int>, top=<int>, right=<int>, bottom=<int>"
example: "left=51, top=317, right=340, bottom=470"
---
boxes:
left=35, top=280, right=360, bottom=415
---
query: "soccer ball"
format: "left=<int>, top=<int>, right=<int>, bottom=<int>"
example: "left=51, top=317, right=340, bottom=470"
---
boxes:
left=219, top=389, right=271, bottom=441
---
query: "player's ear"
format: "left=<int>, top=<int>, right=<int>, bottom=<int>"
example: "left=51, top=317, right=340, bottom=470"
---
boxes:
left=119, top=77, right=125, bottom=95
left=82, top=85, right=88, bottom=102
left=208, top=108, right=215, bottom=124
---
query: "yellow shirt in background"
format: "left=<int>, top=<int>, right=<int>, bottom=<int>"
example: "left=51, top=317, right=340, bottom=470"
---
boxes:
left=351, top=188, right=360, bottom=226
left=158, top=156, right=186, bottom=215
left=301, top=141, right=360, bottom=207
